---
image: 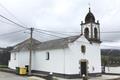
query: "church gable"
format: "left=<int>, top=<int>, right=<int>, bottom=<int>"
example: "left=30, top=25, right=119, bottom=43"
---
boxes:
left=12, top=38, right=41, bottom=52
left=74, top=35, right=90, bottom=44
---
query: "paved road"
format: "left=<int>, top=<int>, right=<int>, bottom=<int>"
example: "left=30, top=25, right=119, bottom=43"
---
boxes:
left=1, top=71, right=120, bottom=80
left=56, top=75, right=120, bottom=80
left=0, top=71, right=27, bottom=80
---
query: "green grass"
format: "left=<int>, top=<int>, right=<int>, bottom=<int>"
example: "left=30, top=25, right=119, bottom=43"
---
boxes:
left=0, top=65, right=8, bottom=68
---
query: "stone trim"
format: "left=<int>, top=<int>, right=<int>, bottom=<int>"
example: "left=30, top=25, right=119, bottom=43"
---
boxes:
left=103, top=73, right=120, bottom=75
left=32, top=70, right=101, bottom=79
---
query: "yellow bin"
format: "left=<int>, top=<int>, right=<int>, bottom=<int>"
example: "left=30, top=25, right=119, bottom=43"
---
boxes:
left=19, top=67, right=27, bottom=75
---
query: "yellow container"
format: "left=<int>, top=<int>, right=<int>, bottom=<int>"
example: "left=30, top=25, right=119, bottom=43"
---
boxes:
left=19, top=67, right=27, bottom=75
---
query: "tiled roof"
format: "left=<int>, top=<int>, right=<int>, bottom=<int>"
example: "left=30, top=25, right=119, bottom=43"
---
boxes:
left=12, top=34, right=82, bottom=52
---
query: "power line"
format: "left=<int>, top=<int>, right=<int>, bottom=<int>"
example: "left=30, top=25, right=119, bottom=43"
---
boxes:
left=35, top=28, right=120, bottom=43
left=35, top=29, right=91, bottom=44
left=34, top=29, right=62, bottom=38
left=35, top=30, right=62, bottom=38
left=0, top=19, right=16, bottom=26
left=35, top=28, right=80, bottom=34
left=0, top=14, right=28, bottom=29
left=35, top=28, right=120, bottom=34
left=0, top=3, right=120, bottom=35
left=0, top=29, right=27, bottom=36
left=102, top=40, right=116, bottom=42
left=0, top=3, right=119, bottom=35
left=101, top=31, right=120, bottom=33
left=101, top=45, right=120, bottom=49
left=0, top=3, right=26, bottom=27
left=34, top=30, right=109, bottom=43
left=34, top=28, right=75, bottom=33
left=34, top=28, right=76, bottom=36
left=33, top=31, right=50, bottom=38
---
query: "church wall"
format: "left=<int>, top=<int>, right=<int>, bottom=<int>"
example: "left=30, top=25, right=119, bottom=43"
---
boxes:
left=67, top=41, right=101, bottom=74
left=8, top=52, right=18, bottom=69
left=33, top=48, right=70, bottom=74
left=8, top=49, right=35, bottom=70
left=8, top=41, right=101, bottom=75
left=87, top=43, right=101, bottom=73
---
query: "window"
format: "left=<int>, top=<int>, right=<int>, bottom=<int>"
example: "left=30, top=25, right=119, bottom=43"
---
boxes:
left=84, top=28, right=89, bottom=38
left=94, top=28, right=98, bottom=39
left=46, top=52, right=50, bottom=60
left=81, top=45, right=86, bottom=53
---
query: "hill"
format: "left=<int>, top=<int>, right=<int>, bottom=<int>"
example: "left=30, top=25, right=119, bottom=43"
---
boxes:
left=101, top=49, right=120, bottom=56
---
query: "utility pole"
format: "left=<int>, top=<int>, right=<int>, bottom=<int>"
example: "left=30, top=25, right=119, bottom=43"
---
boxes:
left=28, top=28, right=34, bottom=75
left=107, top=49, right=112, bottom=72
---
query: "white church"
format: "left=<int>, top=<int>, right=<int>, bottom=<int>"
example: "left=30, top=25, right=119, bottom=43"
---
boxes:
left=8, top=8, right=101, bottom=78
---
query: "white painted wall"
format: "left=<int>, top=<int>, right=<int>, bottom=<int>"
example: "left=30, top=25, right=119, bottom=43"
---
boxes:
left=8, top=49, right=35, bottom=70
left=67, top=41, right=101, bottom=74
left=105, top=67, right=120, bottom=74
left=32, top=37, right=101, bottom=74
left=9, top=52, right=18, bottom=69
left=33, top=49, right=66, bottom=74
left=9, top=37, right=101, bottom=75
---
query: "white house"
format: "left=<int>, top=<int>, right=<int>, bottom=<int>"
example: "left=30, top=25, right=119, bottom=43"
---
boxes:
left=8, top=8, right=101, bottom=78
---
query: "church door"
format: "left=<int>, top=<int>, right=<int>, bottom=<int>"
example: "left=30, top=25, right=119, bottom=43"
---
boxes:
left=80, top=61, right=87, bottom=76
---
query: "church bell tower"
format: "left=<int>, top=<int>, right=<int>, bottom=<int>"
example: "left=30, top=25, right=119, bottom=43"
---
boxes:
left=81, top=8, right=101, bottom=43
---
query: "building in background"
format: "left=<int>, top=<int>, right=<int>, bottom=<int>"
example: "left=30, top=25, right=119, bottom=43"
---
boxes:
left=0, top=47, right=12, bottom=66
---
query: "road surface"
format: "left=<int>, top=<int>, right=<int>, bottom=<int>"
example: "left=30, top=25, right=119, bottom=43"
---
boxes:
left=1, top=71, right=120, bottom=80
left=0, top=71, right=27, bottom=80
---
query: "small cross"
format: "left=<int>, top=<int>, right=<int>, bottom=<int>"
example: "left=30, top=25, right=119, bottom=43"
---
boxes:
left=88, top=3, right=91, bottom=12
left=88, top=3, right=91, bottom=8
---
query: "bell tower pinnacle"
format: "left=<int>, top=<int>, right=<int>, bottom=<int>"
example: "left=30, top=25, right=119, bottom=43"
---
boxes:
left=81, top=8, right=101, bottom=43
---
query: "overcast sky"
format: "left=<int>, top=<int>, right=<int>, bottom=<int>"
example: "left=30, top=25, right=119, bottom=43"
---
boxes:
left=0, top=0, right=120, bottom=48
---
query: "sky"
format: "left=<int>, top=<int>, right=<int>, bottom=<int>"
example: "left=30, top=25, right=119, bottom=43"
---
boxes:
left=0, top=0, right=119, bottom=48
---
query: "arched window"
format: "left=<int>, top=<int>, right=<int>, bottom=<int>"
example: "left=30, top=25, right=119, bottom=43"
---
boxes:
left=84, top=28, right=89, bottom=38
left=94, top=28, right=98, bottom=39
left=81, top=45, right=86, bottom=53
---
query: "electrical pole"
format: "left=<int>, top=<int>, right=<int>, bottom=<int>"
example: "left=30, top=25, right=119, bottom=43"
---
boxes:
left=28, top=28, right=34, bottom=75
left=107, top=49, right=112, bottom=72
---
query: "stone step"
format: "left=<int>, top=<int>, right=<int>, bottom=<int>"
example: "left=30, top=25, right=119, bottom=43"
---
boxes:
left=28, top=76, right=46, bottom=80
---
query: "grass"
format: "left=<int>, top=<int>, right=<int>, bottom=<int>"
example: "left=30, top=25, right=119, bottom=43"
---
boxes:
left=0, top=65, right=8, bottom=68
